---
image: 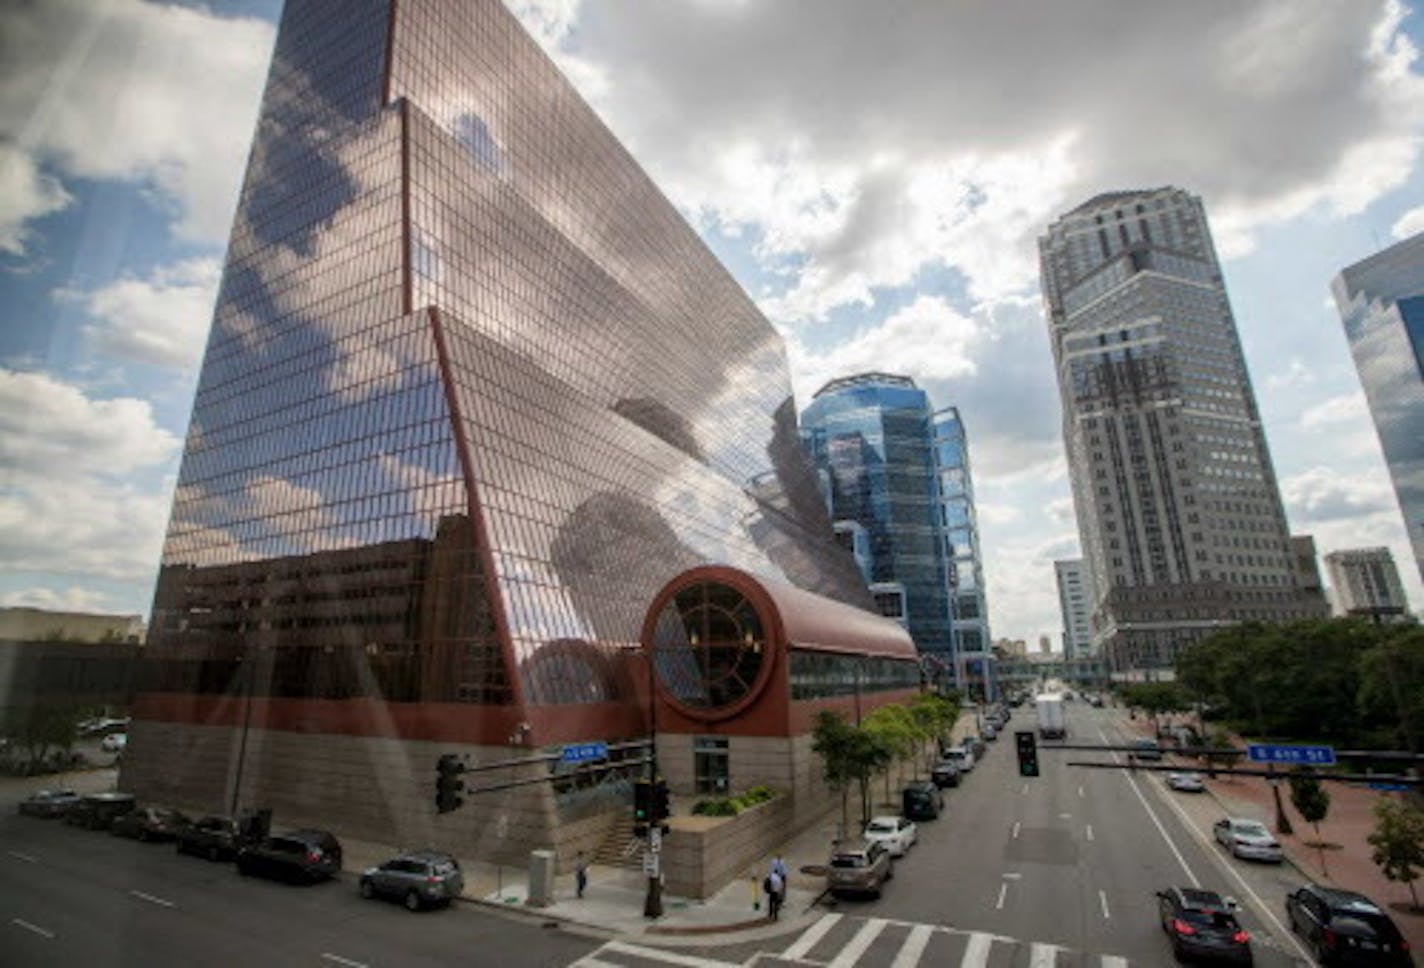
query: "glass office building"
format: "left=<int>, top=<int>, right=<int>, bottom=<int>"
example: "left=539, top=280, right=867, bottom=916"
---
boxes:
left=125, top=0, right=878, bottom=861
left=1333, top=232, right=1424, bottom=583
left=1040, top=188, right=1326, bottom=676
left=801, top=374, right=955, bottom=676
left=932, top=407, right=993, bottom=695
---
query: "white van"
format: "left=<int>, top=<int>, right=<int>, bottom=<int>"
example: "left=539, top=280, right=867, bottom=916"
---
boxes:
left=942, top=744, right=975, bottom=773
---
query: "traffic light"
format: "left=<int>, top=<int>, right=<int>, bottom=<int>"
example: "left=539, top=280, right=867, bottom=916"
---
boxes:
left=633, top=778, right=653, bottom=825
left=652, top=779, right=671, bottom=823
left=1015, top=730, right=1039, bottom=777
left=435, top=754, right=465, bottom=813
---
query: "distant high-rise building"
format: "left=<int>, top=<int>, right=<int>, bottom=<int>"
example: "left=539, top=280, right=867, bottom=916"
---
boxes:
left=802, top=374, right=956, bottom=675
left=1290, top=535, right=1326, bottom=599
left=1332, top=232, right=1424, bottom=583
left=1040, top=187, right=1326, bottom=675
left=1324, top=547, right=1412, bottom=620
left=932, top=407, right=993, bottom=693
left=1054, top=559, right=1095, bottom=659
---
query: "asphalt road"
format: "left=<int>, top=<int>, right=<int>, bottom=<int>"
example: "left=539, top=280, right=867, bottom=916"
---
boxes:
left=822, top=700, right=1316, bottom=966
left=0, top=808, right=598, bottom=968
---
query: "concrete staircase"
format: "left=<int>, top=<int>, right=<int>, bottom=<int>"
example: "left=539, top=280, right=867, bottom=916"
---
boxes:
left=591, top=813, right=642, bottom=871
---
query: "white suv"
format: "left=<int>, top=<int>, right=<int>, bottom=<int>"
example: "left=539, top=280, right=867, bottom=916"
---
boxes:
left=943, top=745, right=975, bottom=773
left=863, top=815, right=917, bottom=856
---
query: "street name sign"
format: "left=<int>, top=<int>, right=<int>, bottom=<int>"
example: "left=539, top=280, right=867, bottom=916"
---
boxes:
left=560, top=741, right=609, bottom=764
left=1368, top=781, right=1412, bottom=792
left=1246, top=743, right=1336, bottom=766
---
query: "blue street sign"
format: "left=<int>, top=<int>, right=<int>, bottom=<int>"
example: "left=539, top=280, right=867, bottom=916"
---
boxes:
left=1369, top=782, right=1413, bottom=792
left=1246, top=743, right=1336, bottom=766
left=561, top=742, right=609, bottom=764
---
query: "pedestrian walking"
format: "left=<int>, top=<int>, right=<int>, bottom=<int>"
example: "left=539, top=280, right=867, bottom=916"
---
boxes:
left=771, top=854, right=789, bottom=880
left=575, top=850, right=588, bottom=899
left=766, top=869, right=784, bottom=920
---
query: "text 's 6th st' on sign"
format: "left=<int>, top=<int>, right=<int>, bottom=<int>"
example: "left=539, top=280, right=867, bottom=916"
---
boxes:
left=1246, top=743, right=1336, bottom=766
left=561, top=742, right=609, bottom=764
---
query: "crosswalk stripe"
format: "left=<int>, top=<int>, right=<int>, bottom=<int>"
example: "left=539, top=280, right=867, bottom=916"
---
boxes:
left=828, top=918, right=886, bottom=968
left=891, top=924, right=934, bottom=968
left=782, top=913, right=842, bottom=961
left=603, top=941, right=737, bottom=968
left=1101, top=957, right=1129, bottom=968
left=1029, top=942, right=1057, bottom=968
left=571, top=960, right=619, bottom=968
left=960, top=932, right=994, bottom=968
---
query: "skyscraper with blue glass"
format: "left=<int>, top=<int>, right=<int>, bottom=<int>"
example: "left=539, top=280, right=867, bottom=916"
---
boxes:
left=1333, top=232, right=1424, bottom=584
left=801, top=374, right=955, bottom=679
left=933, top=407, right=993, bottom=695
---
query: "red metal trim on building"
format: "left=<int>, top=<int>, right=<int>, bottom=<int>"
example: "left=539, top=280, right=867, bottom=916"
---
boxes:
left=398, top=99, right=412, bottom=316
left=381, top=0, right=398, bottom=106
left=427, top=305, right=528, bottom=713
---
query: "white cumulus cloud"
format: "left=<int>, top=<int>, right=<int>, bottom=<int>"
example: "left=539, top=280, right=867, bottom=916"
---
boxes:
left=66, top=257, right=222, bottom=369
left=0, top=142, right=72, bottom=256
left=1393, top=203, right=1424, bottom=239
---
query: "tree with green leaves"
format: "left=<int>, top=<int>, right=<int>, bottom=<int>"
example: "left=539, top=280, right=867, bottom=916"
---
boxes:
left=1288, top=769, right=1332, bottom=874
left=1358, top=626, right=1424, bottom=755
left=1, top=703, right=84, bottom=773
left=864, top=704, right=918, bottom=807
left=907, top=692, right=956, bottom=770
left=812, top=711, right=859, bottom=839
left=1200, top=727, right=1236, bottom=779
left=1367, top=797, right=1424, bottom=912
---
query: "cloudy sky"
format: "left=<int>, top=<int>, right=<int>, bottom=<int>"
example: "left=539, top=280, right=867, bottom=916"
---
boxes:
left=3, top=0, right=1423, bottom=644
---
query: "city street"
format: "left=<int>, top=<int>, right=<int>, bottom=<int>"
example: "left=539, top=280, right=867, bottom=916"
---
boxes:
left=0, top=807, right=598, bottom=968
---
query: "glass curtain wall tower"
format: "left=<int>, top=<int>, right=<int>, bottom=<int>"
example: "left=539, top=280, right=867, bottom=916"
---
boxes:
left=1332, top=232, right=1424, bottom=583
left=800, top=374, right=955, bottom=681
left=125, top=0, right=874, bottom=860
left=1039, top=187, right=1326, bottom=676
left=932, top=407, right=993, bottom=696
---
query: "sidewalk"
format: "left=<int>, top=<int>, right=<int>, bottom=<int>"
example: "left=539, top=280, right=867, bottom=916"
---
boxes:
left=1120, top=714, right=1424, bottom=951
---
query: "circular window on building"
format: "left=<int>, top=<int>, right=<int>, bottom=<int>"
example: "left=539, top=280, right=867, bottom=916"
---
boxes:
left=650, top=581, right=768, bottom=716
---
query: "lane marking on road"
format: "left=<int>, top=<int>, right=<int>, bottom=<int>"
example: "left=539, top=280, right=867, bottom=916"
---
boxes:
left=1011, top=821, right=1021, bottom=839
left=1101, top=957, right=1128, bottom=968
left=1147, top=771, right=1316, bottom=964
left=12, top=918, right=53, bottom=939
left=1058, top=813, right=1072, bottom=820
left=1021, top=783, right=1029, bottom=795
left=782, top=913, right=841, bottom=960
left=960, top=932, right=994, bottom=968
left=1085, top=824, right=1094, bottom=842
left=1029, top=943, right=1058, bottom=968
left=994, top=882, right=1008, bottom=910
left=605, top=942, right=737, bottom=968
left=1002, top=872, right=1022, bottom=879
left=1098, top=889, right=1111, bottom=920
left=1109, top=723, right=1200, bottom=886
left=571, top=960, right=618, bottom=968
left=320, top=955, right=368, bottom=968
left=7, top=850, right=37, bottom=863
left=129, top=890, right=175, bottom=908
left=829, top=918, right=886, bottom=968
left=1078, top=785, right=1085, bottom=798
left=891, top=923, right=934, bottom=968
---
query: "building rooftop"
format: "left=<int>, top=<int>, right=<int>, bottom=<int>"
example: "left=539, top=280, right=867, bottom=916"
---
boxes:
left=812, top=372, right=918, bottom=399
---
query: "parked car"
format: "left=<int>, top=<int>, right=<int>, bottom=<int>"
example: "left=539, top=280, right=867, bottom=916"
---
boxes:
left=110, top=806, right=189, bottom=842
left=1090, top=695, right=1105, bottom=708
left=942, top=745, right=976, bottom=773
left=1130, top=739, right=1164, bottom=762
left=17, top=789, right=81, bottom=818
left=1213, top=818, right=1283, bottom=863
left=176, top=815, right=242, bottom=861
left=236, top=829, right=342, bottom=883
left=931, top=760, right=962, bottom=788
left=967, top=736, right=987, bottom=759
left=863, top=815, right=917, bottom=856
left=826, top=840, right=892, bottom=899
left=100, top=733, right=128, bottom=754
left=1156, top=886, right=1253, bottom=964
left=80, top=717, right=130, bottom=737
left=1167, top=771, right=1207, bottom=793
left=902, top=782, right=944, bottom=821
left=982, top=724, right=998, bottom=741
left=64, top=792, right=137, bottom=830
left=359, top=850, right=464, bottom=911
left=1286, top=883, right=1414, bottom=965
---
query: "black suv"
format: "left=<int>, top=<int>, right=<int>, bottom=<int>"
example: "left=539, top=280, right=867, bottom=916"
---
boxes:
left=236, top=829, right=342, bottom=883
left=111, top=806, right=189, bottom=842
left=1286, top=884, right=1413, bottom=965
left=1157, top=886, right=1253, bottom=963
left=64, top=792, right=137, bottom=830
left=176, top=815, right=241, bottom=861
left=902, top=781, right=944, bottom=821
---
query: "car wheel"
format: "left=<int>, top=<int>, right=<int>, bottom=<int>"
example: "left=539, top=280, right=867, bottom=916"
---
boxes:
left=360, top=879, right=375, bottom=900
left=404, top=890, right=422, bottom=912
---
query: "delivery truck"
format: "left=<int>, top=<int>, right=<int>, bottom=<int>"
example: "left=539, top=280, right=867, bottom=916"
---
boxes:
left=1036, top=692, right=1066, bottom=739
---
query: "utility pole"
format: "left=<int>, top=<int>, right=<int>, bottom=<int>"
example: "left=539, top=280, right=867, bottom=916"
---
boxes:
left=643, top=644, right=662, bottom=919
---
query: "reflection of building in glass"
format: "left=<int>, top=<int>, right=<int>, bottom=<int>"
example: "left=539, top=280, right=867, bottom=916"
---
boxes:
left=1323, top=547, right=1412, bottom=621
left=1054, top=559, right=1095, bottom=660
left=800, top=374, right=956, bottom=677
left=1332, top=232, right=1424, bottom=584
left=124, top=0, right=895, bottom=870
left=1040, top=188, right=1327, bottom=677
left=932, top=407, right=993, bottom=695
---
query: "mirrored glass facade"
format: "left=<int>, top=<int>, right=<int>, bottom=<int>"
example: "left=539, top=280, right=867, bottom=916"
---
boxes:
left=932, top=406, right=992, bottom=691
left=1333, top=232, right=1424, bottom=584
left=139, top=0, right=871, bottom=756
left=800, top=374, right=955, bottom=672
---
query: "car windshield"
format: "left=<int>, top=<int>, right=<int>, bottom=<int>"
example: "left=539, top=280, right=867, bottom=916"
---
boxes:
left=830, top=855, right=866, bottom=869
left=1181, top=909, right=1238, bottom=930
left=1234, top=821, right=1270, bottom=838
left=1331, top=913, right=1401, bottom=940
left=866, top=821, right=895, bottom=833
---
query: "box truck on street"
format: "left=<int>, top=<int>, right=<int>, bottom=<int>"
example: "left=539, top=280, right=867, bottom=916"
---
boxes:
left=1036, top=693, right=1066, bottom=739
